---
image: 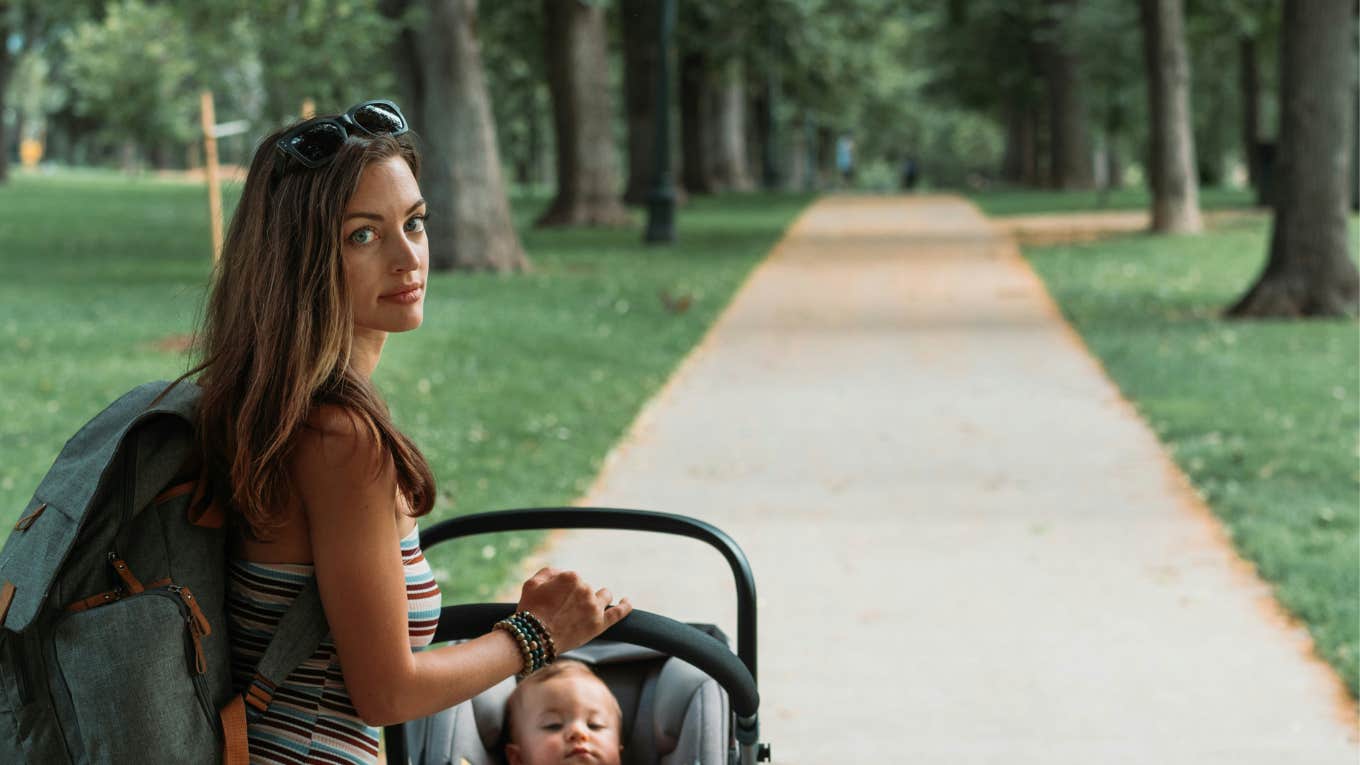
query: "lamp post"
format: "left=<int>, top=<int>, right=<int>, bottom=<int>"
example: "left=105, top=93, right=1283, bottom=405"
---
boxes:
left=645, top=0, right=677, bottom=243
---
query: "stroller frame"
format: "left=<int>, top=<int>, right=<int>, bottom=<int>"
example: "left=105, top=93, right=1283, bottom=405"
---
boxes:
left=383, top=507, right=770, bottom=765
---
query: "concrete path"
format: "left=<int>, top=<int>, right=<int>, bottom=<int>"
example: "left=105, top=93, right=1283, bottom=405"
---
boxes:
left=536, top=196, right=1359, bottom=763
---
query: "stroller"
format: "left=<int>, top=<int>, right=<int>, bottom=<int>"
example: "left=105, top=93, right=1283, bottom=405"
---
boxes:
left=383, top=508, right=770, bottom=765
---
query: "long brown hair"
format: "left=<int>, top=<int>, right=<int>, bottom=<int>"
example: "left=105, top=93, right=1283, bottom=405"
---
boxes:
left=186, top=120, right=435, bottom=540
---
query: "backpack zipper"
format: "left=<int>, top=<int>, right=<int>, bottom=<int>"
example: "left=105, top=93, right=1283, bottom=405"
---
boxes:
left=149, top=587, right=216, bottom=730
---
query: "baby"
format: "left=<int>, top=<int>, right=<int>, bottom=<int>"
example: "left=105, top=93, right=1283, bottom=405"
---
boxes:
left=504, top=660, right=624, bottom=765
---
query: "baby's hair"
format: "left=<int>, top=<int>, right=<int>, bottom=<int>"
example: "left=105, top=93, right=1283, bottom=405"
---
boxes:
left=502, top=660, right=622, bottom=746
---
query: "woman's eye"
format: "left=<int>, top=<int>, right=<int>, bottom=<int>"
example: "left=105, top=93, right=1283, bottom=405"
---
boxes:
left=405, top=214, right=427, bottom=233
left=348, top=227, right=376, bottom=246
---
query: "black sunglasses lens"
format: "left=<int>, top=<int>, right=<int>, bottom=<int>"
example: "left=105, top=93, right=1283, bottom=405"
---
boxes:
left=351, top=103, right=405, bottom=134
left=288, top=122, right=346, bottom=163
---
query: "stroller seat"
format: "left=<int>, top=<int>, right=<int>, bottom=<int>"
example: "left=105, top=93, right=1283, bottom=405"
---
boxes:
left=385, top=508, right=769, bottom=765
left=405, top=638, right=731, bottom=765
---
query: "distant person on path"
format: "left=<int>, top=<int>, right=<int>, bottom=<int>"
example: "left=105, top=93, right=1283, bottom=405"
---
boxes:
left=836, top=135, right=856, bottom=185
left=502, top=660, right=625, bottom=765
left=186, top=99, right=631, bottom=764
left=900, top=156, right=919, bottom=191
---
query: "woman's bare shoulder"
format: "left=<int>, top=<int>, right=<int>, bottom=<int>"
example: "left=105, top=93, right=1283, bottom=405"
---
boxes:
left=294, top=404, right=387, bottom=474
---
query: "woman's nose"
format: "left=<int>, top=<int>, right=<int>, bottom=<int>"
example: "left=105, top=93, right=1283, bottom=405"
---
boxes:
left=390, top=231, right=423, bottom=272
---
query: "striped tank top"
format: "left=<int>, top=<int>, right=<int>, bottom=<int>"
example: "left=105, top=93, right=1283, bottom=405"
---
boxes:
left=227, top=524, right=442, bottom=764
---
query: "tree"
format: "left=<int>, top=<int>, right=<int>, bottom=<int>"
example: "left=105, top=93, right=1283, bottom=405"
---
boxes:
left=678, top=2, right=716, bottom=195
left=470, top=2, right=550, bottom=188
left=619, top=0, right=662, bottom=205
left=537, top=0, right=629, bottom=226
left=1138, top=0, right=1202, bottom=232
left=706, top=59, right=753, bottom=191
left=382, top=0, right=529, bottom=272
left=1, top=2, right=14, bottom=182
left=61, top=0, right=198, bottom=170
left=1041, top=0, right=1094, bottom=189
left=1228, top=0, right=1358, bottom=317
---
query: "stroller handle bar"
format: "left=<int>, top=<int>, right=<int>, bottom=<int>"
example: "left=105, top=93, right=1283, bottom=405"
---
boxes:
left=426, top=603, right=760, bottom=718
left=419, top=507, right=760, bottom=683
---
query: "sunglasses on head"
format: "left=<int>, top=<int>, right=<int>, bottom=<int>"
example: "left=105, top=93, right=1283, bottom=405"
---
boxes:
left=273, top=99, right=409, bottom=170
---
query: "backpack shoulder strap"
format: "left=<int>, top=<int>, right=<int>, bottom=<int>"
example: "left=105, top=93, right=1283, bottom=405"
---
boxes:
left=239, top=578, right=329, bottom=722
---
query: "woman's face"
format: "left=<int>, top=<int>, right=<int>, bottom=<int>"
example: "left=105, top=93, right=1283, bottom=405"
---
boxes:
left=340, top=155, right=429, bottom=337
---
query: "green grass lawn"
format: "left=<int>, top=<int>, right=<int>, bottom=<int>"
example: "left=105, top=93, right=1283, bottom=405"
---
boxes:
left=0, top=170, right=812, bottom=603
left=970, top=185, right=1257, bottom=217
left=1020, top=215, right=1360, bottom=697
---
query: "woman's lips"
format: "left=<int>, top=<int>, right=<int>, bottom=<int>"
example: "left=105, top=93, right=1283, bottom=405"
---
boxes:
left=380, top=284, right=423, bottom=304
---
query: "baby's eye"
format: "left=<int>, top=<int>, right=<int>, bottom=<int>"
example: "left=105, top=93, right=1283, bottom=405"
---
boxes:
left=348, top=227, right=376, bottom=246
left=588, top=722, right=608, bottom=731
left=540, top=723, right=563, bottom=731
left=405, top=214, right=427, bottom=233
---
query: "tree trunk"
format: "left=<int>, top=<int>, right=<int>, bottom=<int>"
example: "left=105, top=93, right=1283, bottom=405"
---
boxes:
left=1138, top=0, right=1202, bottom=232
left=679, top=47, right=714, bottom=194
left=0, top=7, right=12, bottom=184
left=786, top=115, right=808, bottom=191
left=702, top=79, right=724, bottom=190
left=751, top=60, right=780, bottom=189
left=1105, top=134, right=1122, bottom=189
left=708, top=59, right=752, bottom=191
left=621, top=0, right=659, bottom=205
left=1002, top=101, right=1031, bottom=185
left=385, top=0, right=529, bottom=271
left=1196, top=82, right=1228, bottom=186
left=1228, top=0, right=1359, bottom=317
left=1044, top=0, right=1094, bottom=189
left=1351, top=83, right=1359, bottom=212
left=1239, top=34, right=1261, bottom=190
left=815, top=126, right=836, bottom=188
left=538, top=0, right=629, bottom=226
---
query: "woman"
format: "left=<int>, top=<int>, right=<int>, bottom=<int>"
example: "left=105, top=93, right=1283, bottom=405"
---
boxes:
left=190, top=100, right=630, bottom=763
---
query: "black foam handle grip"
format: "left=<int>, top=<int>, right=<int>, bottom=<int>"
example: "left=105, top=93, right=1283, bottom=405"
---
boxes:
left=432, top=602, right=760, bottom=718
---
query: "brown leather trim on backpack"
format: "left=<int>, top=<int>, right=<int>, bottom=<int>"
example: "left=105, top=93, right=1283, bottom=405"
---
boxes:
left=220, top=695, right=249, bottom=765
left=243, top=673, right=278, bottom=719
left=152, top=482, right=195, bottom=505
left=13, top=503, right=46, bottom=531
left=0, top=581, right=15, bottom=627
left=108, top=556, right=145, bottom=594
left=152, top=475, right=227, bottom=530
left=65, top=578, right=173, bottom=613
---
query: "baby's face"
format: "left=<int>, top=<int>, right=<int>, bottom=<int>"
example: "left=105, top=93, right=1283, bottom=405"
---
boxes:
left=507, top=674, right=623, bottom=765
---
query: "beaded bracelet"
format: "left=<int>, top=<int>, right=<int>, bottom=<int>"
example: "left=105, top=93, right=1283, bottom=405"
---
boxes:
left=516, top=610, right=557, bottom=664
left=494, top=610, right=555, bottom=678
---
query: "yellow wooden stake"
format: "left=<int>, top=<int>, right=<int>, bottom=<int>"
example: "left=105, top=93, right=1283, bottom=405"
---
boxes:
left=301, top=98, right=316, bottom=119
left=200, top=90, right=224, bottom=264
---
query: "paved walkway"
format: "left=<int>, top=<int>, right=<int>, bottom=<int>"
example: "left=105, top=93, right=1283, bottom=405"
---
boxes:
left=537, top=196, right=1358, bottom=763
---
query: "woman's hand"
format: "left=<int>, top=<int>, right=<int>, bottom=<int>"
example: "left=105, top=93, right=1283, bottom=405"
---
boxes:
left=515, top=567, right=633, bottom=653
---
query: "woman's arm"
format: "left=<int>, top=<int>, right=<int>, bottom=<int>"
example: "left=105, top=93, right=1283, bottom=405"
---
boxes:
left=294, top=408, right=628, bottom=727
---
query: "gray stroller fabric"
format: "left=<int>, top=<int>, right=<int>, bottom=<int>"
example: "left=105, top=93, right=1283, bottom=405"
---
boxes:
left=403, top=641, right=731, bottom=764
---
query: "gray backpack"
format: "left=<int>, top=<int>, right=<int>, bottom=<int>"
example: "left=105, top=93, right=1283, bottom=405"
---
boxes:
left=0, top=381, right=328, bottom=764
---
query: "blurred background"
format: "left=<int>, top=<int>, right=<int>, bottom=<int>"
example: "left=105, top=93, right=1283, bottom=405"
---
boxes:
left=1, top=0, right=1357, bottom=708
left=4, top=1, right=1351, bottom=209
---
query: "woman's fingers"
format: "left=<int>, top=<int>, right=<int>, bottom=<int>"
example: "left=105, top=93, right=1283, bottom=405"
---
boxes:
left=604, top=597, right=632, bottom=626
left=516, top=568, right=632, bottom=651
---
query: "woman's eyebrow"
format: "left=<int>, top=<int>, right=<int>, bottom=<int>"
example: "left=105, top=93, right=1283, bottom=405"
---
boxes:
left=343, top=199, right=426, bottom=222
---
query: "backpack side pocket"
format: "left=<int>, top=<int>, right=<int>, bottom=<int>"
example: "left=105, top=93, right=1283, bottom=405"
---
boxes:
left=51, top=588, right=218, bottom=764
